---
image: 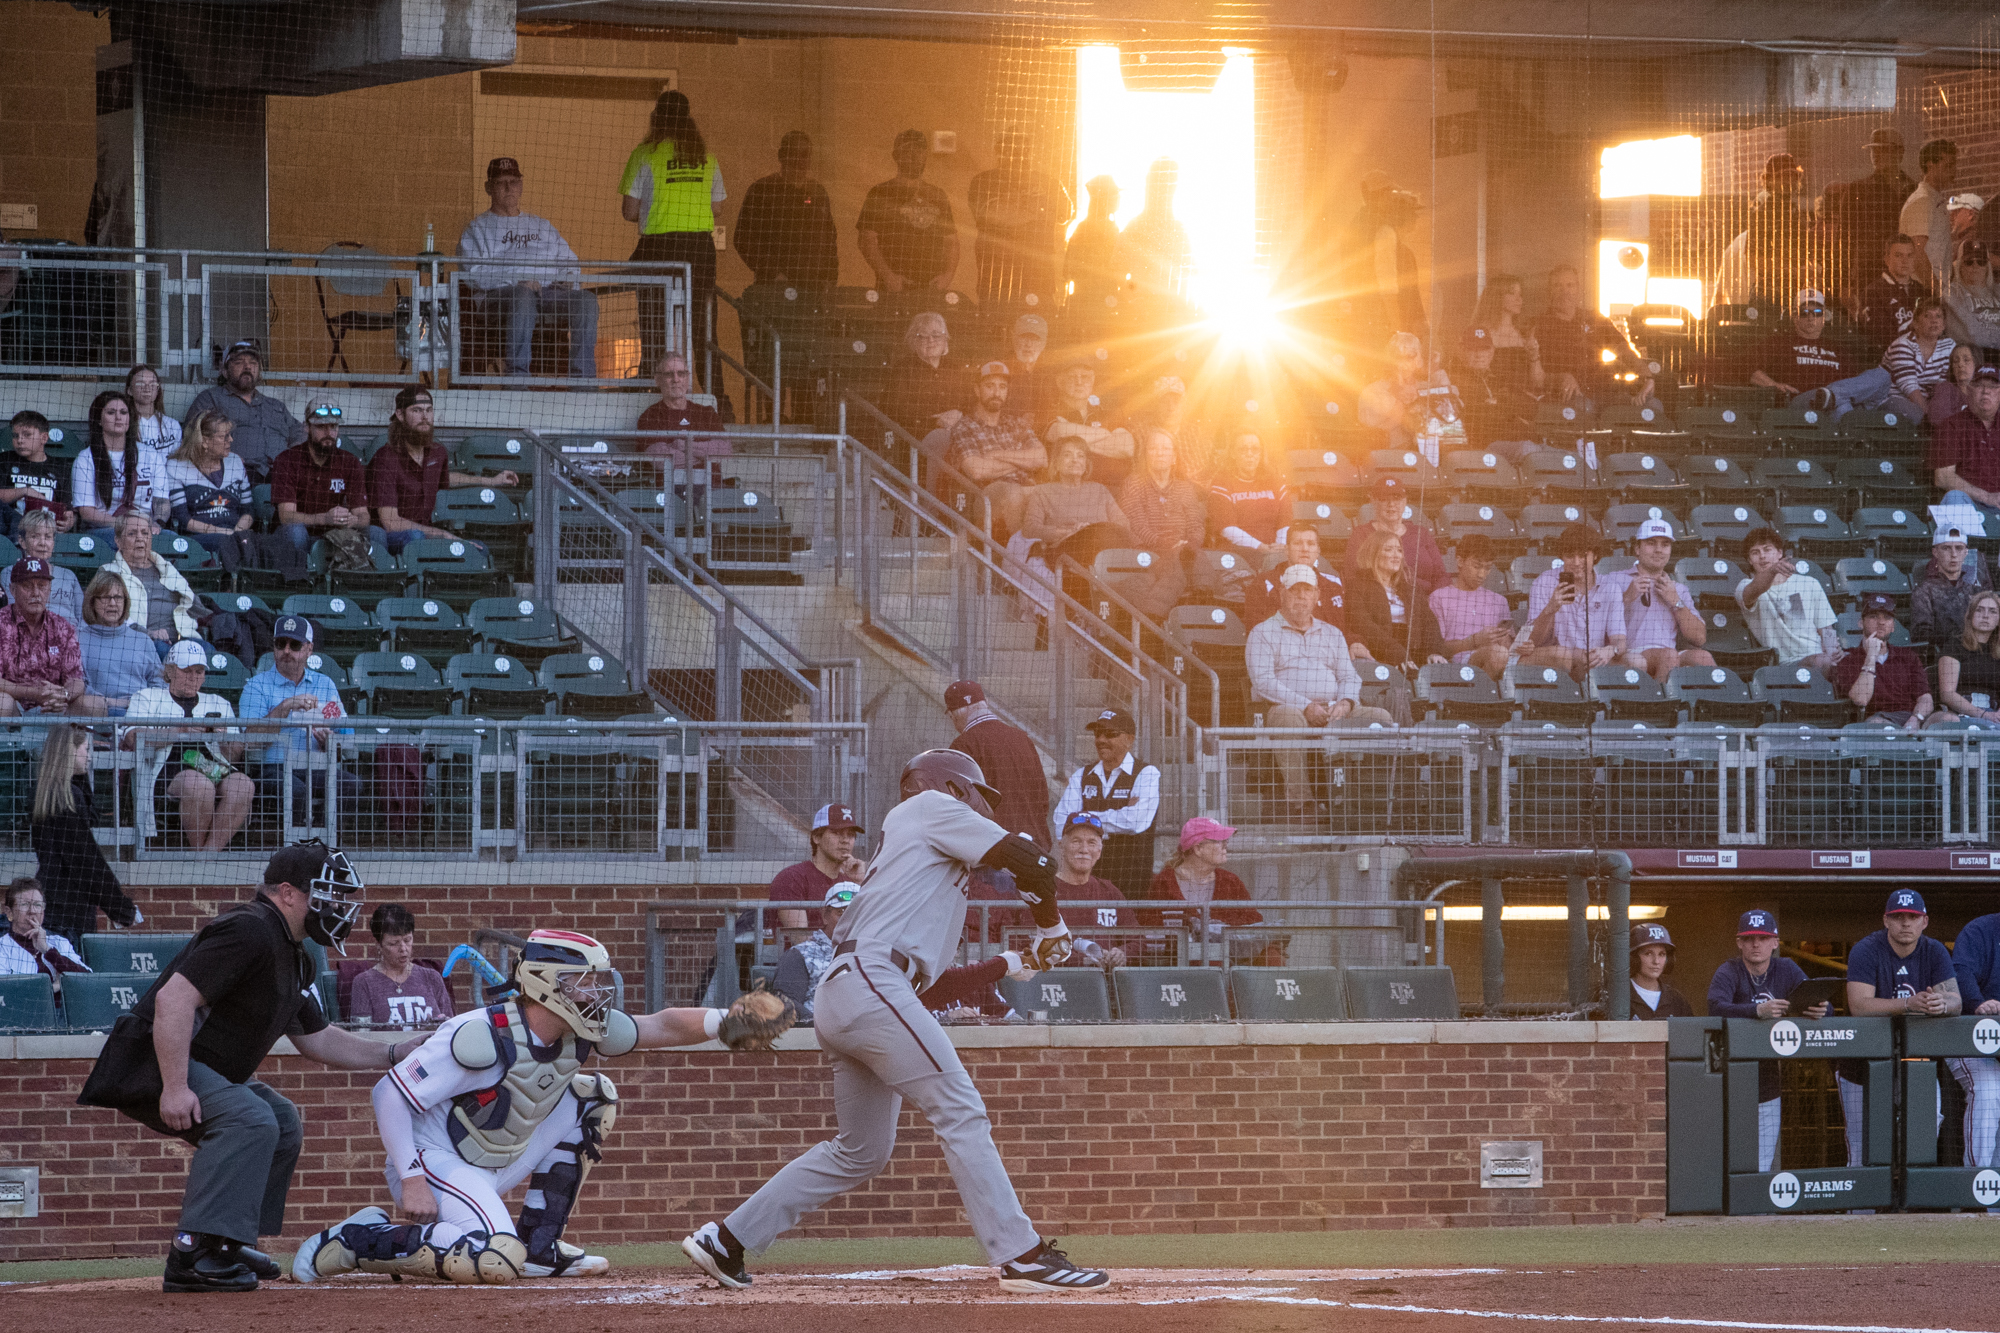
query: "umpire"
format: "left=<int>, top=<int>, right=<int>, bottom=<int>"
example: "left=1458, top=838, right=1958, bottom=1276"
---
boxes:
left=78, top=841, right=417, bottom=1292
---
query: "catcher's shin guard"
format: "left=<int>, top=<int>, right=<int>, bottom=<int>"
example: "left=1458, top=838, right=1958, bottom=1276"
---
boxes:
left=517, top=1074, right=617, bottom=1272
left=356, top=1228, right=528, bottom=1284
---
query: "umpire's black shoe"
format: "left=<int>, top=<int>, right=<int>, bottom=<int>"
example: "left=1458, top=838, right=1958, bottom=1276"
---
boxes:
left=162, top=1234, right=258, bottom=1293
left=680, top=1222, right=751, bottom=1289
left=999, top=1240, right=1112, bottom=1294
left=221, top=1241, right=282, bottom=1281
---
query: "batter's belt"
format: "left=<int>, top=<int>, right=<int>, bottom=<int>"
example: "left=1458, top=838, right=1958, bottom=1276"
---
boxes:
left=828, top=940, right=927, bottom=991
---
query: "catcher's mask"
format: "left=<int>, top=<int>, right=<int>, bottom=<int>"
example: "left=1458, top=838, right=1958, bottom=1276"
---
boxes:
left=266, top=838, right=365, bottom=955
left=516, top=930, right=617, bottom=1042
left=900, top=748, right=1001, bottom=819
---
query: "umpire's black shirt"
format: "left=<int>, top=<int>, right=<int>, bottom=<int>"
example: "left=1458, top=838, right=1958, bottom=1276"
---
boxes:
left=132, top=892, right=329, bottom=1083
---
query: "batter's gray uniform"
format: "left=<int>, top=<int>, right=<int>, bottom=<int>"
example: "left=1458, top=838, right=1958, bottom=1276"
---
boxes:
left=723, top=789, right=1042, bottom=1264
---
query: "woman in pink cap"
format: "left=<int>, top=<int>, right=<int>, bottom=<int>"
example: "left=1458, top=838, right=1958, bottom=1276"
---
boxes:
left=1143, top=818, right=1274, bottom=961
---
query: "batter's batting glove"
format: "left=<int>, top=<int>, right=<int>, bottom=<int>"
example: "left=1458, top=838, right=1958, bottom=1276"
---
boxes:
left=1001, top=949, right=1035, bottom=979
left=1028, top=923, right=1073, bottom=970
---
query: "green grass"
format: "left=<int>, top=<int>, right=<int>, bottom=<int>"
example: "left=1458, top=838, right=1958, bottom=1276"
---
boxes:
left=8, top=1215, right=1995, bottom=1285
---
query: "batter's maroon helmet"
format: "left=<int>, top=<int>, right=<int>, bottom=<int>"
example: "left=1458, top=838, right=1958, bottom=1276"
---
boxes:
left=900, top=748, right=1001, bottom=817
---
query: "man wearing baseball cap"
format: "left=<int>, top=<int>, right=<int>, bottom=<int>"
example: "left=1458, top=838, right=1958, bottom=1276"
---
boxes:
left=944, top=359, right=1046, bottom=537
left=1601, top=516, right=1712, bottom=681
left=969, top=128, right=1070, bottom=305
left=1837, top=889, right=1958, bottom=1166
left=1933, top=364, right=2000, bottom=523
left=180, top=337, right=305, bottom=484
left=238, top=614, right=354, bottom=817
left=366, top=385, right=519, bottom=553
left=269, top=394, right=382, bottom=555
left=1912, top=522, right=1988, bottom=649
left=1050, top=708, right=1161, bottom=899
left=947, top=680, right=1050, bottom=846
left=457, top=156, right=599, bottom=379
left=127, top=640, right=254, bottom=852
left=1707, top=909, right=1829, bottom=1172
left=1628, top=923, right=1693, bottom=1019
left=765, top=802, right=866, bottom=936
left=1002, top=313, right=1050, bottom=418
left=1749, top=288, right=1906, bottom=418
left=770, top=880, right=861, bottom=1021
left=1832, top=593, right=1935, bottom=729
left=0, top=556, right=88, bottom=716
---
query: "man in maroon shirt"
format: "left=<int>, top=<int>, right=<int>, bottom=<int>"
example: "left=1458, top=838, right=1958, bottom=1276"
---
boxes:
left=764, top=802, right=865, bottom=934
left=638, top=352, right=730, bottom=468
left=945, top=678, right=1050, bottom=845
left=270, top=395, right=382, bottom=553
left=365, top=387, right=518, bottom=553
left=1831, top=593, right=1935, bottom=730
left=1934, top=365, right=2000, bottom=520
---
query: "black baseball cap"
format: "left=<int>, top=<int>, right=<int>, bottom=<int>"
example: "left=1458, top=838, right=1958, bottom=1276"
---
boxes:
left=1859, top=593, right=1898, bottom=615
left=1086, top=708, right=1135, bottom=736
left=264, top=841, right=330, bottom=887
left=394, top=385, right=434, bottom=411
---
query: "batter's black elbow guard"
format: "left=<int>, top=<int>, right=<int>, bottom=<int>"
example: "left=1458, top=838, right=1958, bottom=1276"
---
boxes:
left=979, top=833, right=1061, bottom=928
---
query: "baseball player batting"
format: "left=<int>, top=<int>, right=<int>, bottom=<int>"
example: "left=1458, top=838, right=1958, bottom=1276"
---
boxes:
left=682, top=749, right=1111, bottom=1294
left=292, top=929, right=792, bottom=1285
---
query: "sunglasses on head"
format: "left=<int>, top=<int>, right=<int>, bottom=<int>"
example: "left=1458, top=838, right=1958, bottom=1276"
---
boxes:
left=309, top=405, right=343, bottom=420
left=1066, top=812, right=1106, bottom=831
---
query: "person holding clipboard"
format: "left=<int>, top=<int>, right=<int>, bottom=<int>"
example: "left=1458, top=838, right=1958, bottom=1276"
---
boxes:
left=1706, top=909, right=1832, bottom=1172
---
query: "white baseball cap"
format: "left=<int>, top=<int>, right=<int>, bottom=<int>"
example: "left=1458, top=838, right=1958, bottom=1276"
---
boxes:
left=1278, top=564, right=1319, bottom=589
left=1948, top=192, right=1987, bottom=213
left=166, top=640, right=209, bottom=669
left=1796, top=288, right=1828, bottom=310
left=1634, top=517, right=1675, bottom=542
left=1934, top=524, right=1969, bottom=547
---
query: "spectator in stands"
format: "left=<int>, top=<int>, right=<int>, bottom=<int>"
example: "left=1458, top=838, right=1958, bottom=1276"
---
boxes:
left=621, top=91, right=725, bottom=383
left=3, top=410, right=74, bottom=537
left=239, top=613, right=354, bottom=815
left=772, top=881, right=859, bottom=1020
left=1523, top=521, right=1626, bottom=682
left=948, top=679, right=1051, bottom=846
left=106, top=511, right=200, bottom=655
left=1347, top=527, right=1447, bottom=672
left=1047, top=814, right=1129, bottom=969
left=76, top=570, right=162, bottom=716
left=1469, top=274, right=1545, bottom=401
left=1946, top=193, right=1986, bottom=269
left=31, top=724, right=139, bottom=947
left=125, top=640, right=251, bottom=853
left=1040, top=350, right=1133, bottom=482
left=1208, top=429, right=1288, bottom=557
left=73, top=389, right=163, bottom=539
left=1, top=510, right=83, bottom=627
left=1451, top=326, right=1539, bottom=459
left=1345, top=171, right=1427, bottom=367
left=734, top=131, right=839, bottom=292
left=458, top=157, right=599, bottom=380
left=367, top=386, right=518, bottom=553
left=1824, top=127, right=1916, bottom=311
left=1246, top=566, right=1398, bottom=820
left=1050, top=708, right=1161, bottom=900
left=1737, top=527, right=1840, bottom=673
left=1002, top=314, right=1048, bottom=421
left=1064, top=175, right=1122, bottom=318
left=1885, top=296, right=1956, bottom=420
left=1936, top=590, right=2000, bottom=726
left=1858, top=235, right=1923, bottom=357
left=1429, top=533, right=1511, bottom=679
left=1602, top=518, right=1712, bottom=681
left=1114, top=159, right=1193, bottom=322
left=1744, top=153, right=1827, bottom=311
left=945, top=361, right=1045, bottom=538
left=1358, top=331, right=1433, bottom=450
left=766, top=802, right=866, bottom=933
left=1913, top=523, right=1988, bottom=648
left=882, top=311, right=964, bottom=440
left=1751, top=288, right=1910, bottom=418
left=1930, top=342, right=1984, bottom=427
left=1945, top=240, right=2000, bottom=355
left=181, top=339, right=305, bottom=483
left=1707, top=908, right=1828, bottom=1172
left=1143, top=817, right=1269, bottom=962
left=351, top=903, right=455, bottom=1028
left=639, top=353, right=730, bottom=469
left=1832, top=593, right=1936, bottom=730
left=1901, top=139, right=1959, bottom=292
left=1244, top=524, right=1352, bottom=643
left=1932, top=365, right=2000, bottom=522
left=1116, top=427, right=1206, bottom=611
left=968, top=130, right=1071, bottom=306
left=1018, top=437, right=1130, bottom=567
left=858, top=129, right=958, bottom=294
left=1531, top=265, right=1657, bottom=411
left=1344, top=476, right=1447, bottom=592
left=1628, top=923, right=1694, bottom=1019
left=126, top=364, right=181, bottom=456
left=0, top=558, right=88, bottom=716
left=271, top=396, right=380, bottom=554
left=1840, top=890, right=1958, bottom=1168
left=0, top=877, right=89, bottom=985
left=164, top=410, right=253, bottom=571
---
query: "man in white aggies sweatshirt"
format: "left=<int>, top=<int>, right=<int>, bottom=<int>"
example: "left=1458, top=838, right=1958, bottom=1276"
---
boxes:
left=457, top=157, right=600, bottom=378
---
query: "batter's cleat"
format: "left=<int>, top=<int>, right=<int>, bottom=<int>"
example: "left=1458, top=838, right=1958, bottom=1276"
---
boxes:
left=680, top=1221, right=751, bottom=1289
left=290, top=1206, right=390, bottom=1284
left=163, top=1234, right=258, bottom=1293
left=524, top=1240, right=610, bottom=1278
left=998, top=1241, right=1111, bottom=1294
left=222, top=1241, right=282, bottom=1281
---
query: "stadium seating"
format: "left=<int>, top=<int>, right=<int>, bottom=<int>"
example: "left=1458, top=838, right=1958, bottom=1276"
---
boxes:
left=1342, top=966, right=1459, bottom=1019
left=62, top=972, right=147, bottom=1031
left=1112, top=967, right=1230, bottom=1021
left=1229, top=966, right=1348, bottom=1021
left=81, top=933, right=192, bottom=975
left=352, top=652, right=453, bottom=718
left=1001, top=970, right=1113, bottom=1022
left=0, top=974, right=56, bottom=1030
left=375, top=597, right=474, bottom=659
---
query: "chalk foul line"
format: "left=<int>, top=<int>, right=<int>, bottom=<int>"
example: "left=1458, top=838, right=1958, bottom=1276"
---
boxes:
left=1178, top=1294, right=1992, bottom=1333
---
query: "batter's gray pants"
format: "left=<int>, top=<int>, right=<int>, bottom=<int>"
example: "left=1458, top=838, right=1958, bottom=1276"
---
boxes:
left=724, top=955, right=1041, bottom=1265
left=139, top=1061, right=303, bottom=1244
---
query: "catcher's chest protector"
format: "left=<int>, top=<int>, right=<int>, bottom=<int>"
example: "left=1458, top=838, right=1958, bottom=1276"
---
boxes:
left=447, top=1000, right=591, bottom=1169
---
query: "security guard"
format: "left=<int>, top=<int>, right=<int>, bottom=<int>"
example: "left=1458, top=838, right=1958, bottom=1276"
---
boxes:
left=78, top=841, right=414, bottom=1292
left=1049, top=709, right=1160, bottom=900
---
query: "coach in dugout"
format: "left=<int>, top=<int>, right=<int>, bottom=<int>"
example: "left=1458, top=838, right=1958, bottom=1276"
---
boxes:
left=77, top=842, right=423, bottom=1292
left=1706, top=908, right=1829, bottom=1173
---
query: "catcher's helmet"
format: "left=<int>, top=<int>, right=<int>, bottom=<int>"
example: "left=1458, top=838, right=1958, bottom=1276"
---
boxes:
left=901, top=748, right=1001, bottom=818
left=516, top=929, right=616, bottom=1042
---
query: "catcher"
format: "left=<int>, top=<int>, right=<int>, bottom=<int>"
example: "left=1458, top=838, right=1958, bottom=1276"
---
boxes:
left=294, top=928, right=793, bottom=1285
left=682, top=750, right=1111, bottom=1294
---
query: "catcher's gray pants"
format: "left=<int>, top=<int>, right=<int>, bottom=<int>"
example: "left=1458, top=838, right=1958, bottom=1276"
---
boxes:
left=724, top=953, right=1040, bottom=1265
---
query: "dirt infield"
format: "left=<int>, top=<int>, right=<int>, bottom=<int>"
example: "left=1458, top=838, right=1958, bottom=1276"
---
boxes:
left=10, top=1262, right=1998, bottom=1333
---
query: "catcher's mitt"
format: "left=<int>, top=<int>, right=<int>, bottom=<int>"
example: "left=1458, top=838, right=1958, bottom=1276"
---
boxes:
left=718, top=980, right=797, bottom=1051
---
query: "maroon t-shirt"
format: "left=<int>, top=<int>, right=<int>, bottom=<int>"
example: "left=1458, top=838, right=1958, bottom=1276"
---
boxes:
left=269, top=443, right=369, bottom=517
left=1754, top=329, right=1847, bottom=392
left=366, top=440, right=450, bottom=527
left=1831, top=643, right=1930, bottom=714
left=1930, top=409, right=2000, bottom=493
left=766, top=858, right=835, bottom=931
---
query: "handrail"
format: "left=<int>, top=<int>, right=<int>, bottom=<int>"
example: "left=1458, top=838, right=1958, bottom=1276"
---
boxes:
left=1056, top=552, right=1223, bottom=733
left=712, top=286, right=781, bottom=416
left=838, top=388, right=995, bottom=539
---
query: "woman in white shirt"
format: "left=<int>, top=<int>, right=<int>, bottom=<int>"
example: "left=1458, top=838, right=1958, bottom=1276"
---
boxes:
left=126, top=363, right=183, bottom=455
left=72, top=389, right=165, bottom=540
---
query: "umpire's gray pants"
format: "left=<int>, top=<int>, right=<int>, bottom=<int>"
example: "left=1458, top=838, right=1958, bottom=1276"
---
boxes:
left=725, top=954, right=1040, bottom=1265
left=161, top=1062, right=303, bottom=1244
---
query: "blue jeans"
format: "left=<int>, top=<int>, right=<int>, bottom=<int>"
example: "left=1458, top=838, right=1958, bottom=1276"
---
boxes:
left=1788, top=367, right=1919, bottom=420
left=486, top=283, right=598, bottom=378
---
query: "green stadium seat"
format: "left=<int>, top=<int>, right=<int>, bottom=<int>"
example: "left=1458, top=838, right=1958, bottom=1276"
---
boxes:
left=1111, top=967, right=1229, bottom=1022
left=1682, top=403, right=1761, bottom=445
left=1753, top=663, right=1854, bottom=726
left=615, top=487, right=695, bottom=539
left=214, top=592, right=276, bottom=619
left=401, top=537, right=509, bottom=611
left=313, top=538, right=407, bottom=607
left=0, top=974, right=56, bottom=1030
left=1667, top=664, right=1768, bottom=725
left=1852, top=507, right=1933, bottom=563
left=1229, top=966, right=1348, bottom=1022
left=1188, top=549, right=1255, bottom=603
left=1289, top=499, right=1352, bottom=543
left=1838, top=458, right=1926, bottom=509
left=53, top=531, right=110, bottom=576
left=1288, top=448, right=1365, bottom=502
left=374, top=597, right=473, bottom=660
left=453, top=433, right=532, bottom=497
left=445, top=652, right=550, bottom=718
left=1776, top=505, right=1853, bottom=559
left=1417, top=663, right=1510, bottom=725
left=0, top=534, right=17, bottom=568
left=1588, top=665, right=1680, bottom=726
left=1605, top=451, right=1685, bottom=500
left=43, top=422, right=88, bottom=459
left=81, top=933, right=192, bottom=976
left=1687, top=503, right=1769, bottom=554
left=1834, top=556, right=1912, bottom=602
left=1533, top=400, right=1595, bottom=435
left=1342, top=966, right=1458, bottom=1019
left=1507, top=554, right=1562, bottom=596
left=1676, top=555, right=1750, bottom=609
left=199, top=650, right=251, bottom=704
left=1754, top=455, right=1838, bottom=503
left=1518, top=448, right=1596, bottom=496
left=152, top=532, right=225, bottom=590
left=1000, top=969, right=1113, bottom=1022
left=1437, top=503, right=1520, bottom=555
left=1441, top=448, right=1520, bottom=498
left=1364, top=447, right=1440, bottom=491
left=467, top=597, right=578, bottom=669
left=351, top=652, right=452, bottom=718
left=63, top=972, right=149, bottom=1031
left=1519, top=502, right=1589, bottom=547
left=1693, top=609, right=1772, bottom=672
left=1682, top=454, right=1760, bottom=502
left=1505, top=662, right=1596, bottom=725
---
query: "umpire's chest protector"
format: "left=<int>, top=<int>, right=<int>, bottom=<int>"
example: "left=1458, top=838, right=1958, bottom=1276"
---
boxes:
left=445, top=1000, right=592, bottom=1170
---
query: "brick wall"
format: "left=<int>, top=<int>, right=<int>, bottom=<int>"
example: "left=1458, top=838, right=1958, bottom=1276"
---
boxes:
left=0, top=1034, right=1664, bottom=1261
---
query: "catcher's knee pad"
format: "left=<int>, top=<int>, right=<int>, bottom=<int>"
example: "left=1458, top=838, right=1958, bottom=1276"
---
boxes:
left=437, top=1231, right=528, bottom=1285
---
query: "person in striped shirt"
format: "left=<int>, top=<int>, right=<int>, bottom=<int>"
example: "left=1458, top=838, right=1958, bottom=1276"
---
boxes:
left=1883, top=296, right=1956, bottom=419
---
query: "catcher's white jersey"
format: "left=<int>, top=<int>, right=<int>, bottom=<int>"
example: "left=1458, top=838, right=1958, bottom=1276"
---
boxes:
left=831, top=789, right=1003, bottom=983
